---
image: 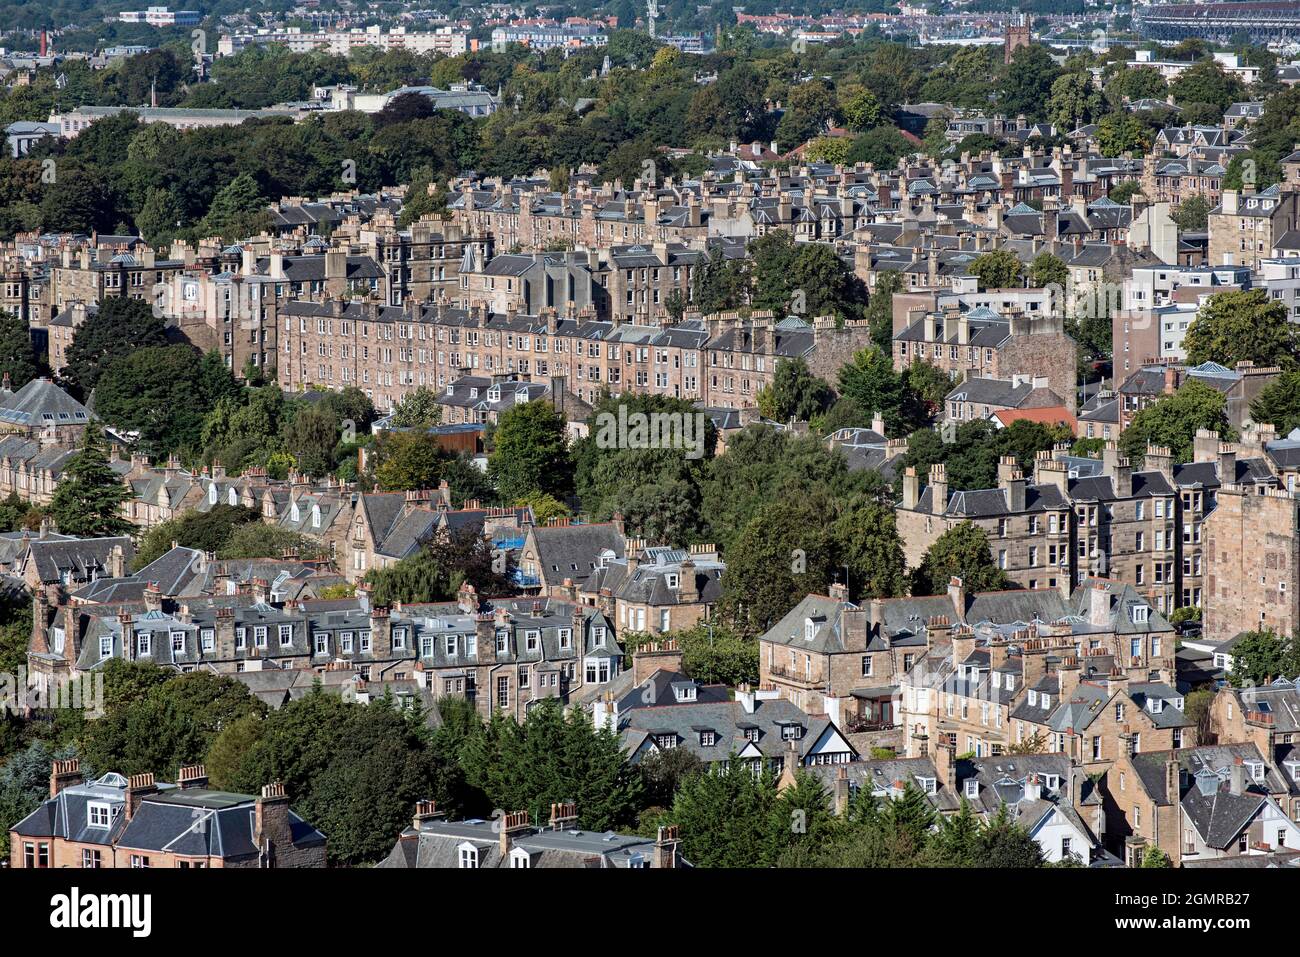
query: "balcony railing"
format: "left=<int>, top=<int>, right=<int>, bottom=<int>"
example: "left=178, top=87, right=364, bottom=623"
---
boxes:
left=767, top=664, right=822, bottom=688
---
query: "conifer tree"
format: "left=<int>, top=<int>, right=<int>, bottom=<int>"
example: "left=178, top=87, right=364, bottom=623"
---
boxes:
left=49, top=427, right=131, bottom=538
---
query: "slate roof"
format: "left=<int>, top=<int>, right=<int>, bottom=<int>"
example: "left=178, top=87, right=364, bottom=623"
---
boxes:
left=377, top=818, right=671, bottom=869
left=27, top=536, right=132, bottom=585
left=611, top=674, right=854, bottom=767
left=10, top=773, right=132, bottom=845
left=529, top=523, right=626, bottom=587
left=805, top=756, right=962, bottom=812
left=582, top=549, right=725, bottom=607
left=1130, top=743, right=1285, bottom=809
left=1174, top=457, right=1276, bottom=490
left=116, top=788, right=325, bottom=859
left=11, top=774, right=324, bottom=861
left=945, top=377, right=1034, bottom=408
left=1229, top=679, right=1300, bottom=734
left=0, top=378, right=92, bottom=428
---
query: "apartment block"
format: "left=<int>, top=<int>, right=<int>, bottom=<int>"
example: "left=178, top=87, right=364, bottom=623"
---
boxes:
left=1203, top=484, right=1300, bottom=644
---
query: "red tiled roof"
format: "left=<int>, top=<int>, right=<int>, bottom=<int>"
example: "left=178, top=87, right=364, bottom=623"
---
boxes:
left=992, top=406, right=1077, bottom=429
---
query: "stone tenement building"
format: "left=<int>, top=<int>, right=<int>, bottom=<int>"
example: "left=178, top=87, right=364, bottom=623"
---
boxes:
left=897, top=436, right=1281, bottom=618
left=275, top=296, right=873, bottom=411
left=9, top=762, right=327, bottom=869
left=1202, top=484, right=1300, bottom=644
left=756, top=575, right=1179, bottom=757
left=450, top=181, right=711, bottom=252
left=1208, top=185, right=1300, bottom=272
left=898, top=457, right=1075, bottom=596
left=47, top=243, right=187, bottom=314
left=893, top=304, right=1078, bottom=413
left=453, top=242, right=707, bottom=326
left=29, top=577, right=623, bottom=722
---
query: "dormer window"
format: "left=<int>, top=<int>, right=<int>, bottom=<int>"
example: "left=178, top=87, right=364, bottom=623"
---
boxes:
left=1149, top=697, right=1164, bottom=714
left=525, top=630, right=540, bottom=652
left=655, top=733, right=678, bottom=750
left=1040, top=694, right=1051, bottom=709
left=1043, top=774, right=1060, bottom=792
left=458, top=842, right=479, bottom=869
left=1005, top=675, right=1015, bottom=692
left=87, top=802, right=113, bottom=828
left=558, top=628, right=572, bottom=650
left=509, top=847, right=531, bottom=868
left=744, top=727, right=760, bottom=743
left=1028, top=690, right=1037, bottom=706
left=666, top=573, right=679, bottom=589
left=393, top=627, right=407, bottom=650
left=674, top=684, right=697, bottom=703
left=208, top=484, right=218, bottom=504
left=1247, top=761, right=1265, bottom=782
left=593, top=626, right=606, bottom=646
left=964, top=779, right=979, bottom=798
left=781, top=724, right=803, bottom=741
left=1131, top=604, right=1150, bottom=624
left=804, top=618, right=816, bottom=641
left=137, top=633, right=152, bottom=657
left=916, top=776, right=937, bottom=795
left=699, top=730, right=715, bottom=746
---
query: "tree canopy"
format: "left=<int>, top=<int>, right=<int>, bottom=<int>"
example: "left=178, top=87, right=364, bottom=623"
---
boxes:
left=1185, top=289, right=1298, bottom=369
left=911, top=521, right=1010, bottom=596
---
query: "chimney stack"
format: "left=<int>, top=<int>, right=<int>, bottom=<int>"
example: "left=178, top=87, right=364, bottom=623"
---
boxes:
left=177, top=764, right=209, bottom=790
left=1230, top=758, right=1245, bottom=796
left=125, top=772, right=158, bottom=821
left=412, top=799, right=444, bottom=829
left=653, top=824, right=681, bottom=868
left=947, top=576, right=966, bottom=618
left=833, top=767, right=852, bottom=815
left=548, top=800, right=578, bottom=832
left=499, top=809, right=531, bottom=856
left=49, top=758, right=83, bottom=798
left=255, top=781, right=293, bottom=863
left=929, top=463, right=948, bottom=515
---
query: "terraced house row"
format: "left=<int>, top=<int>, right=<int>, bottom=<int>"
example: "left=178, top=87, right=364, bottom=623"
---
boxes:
left=28, top=556, right=624, bottom=721
left=274, top=296, right=873, bottom=411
